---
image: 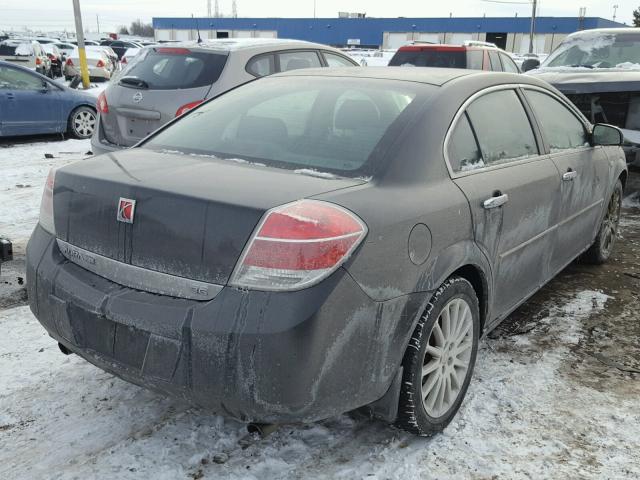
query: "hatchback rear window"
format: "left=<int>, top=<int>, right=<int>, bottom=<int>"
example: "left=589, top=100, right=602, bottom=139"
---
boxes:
left=389, top=49, right=466, bottom=68
left=144, top=77, right=423, bottom=176
left=0, top=44, right=17, bottom=55
left=119, top=48, right=228, bottom=90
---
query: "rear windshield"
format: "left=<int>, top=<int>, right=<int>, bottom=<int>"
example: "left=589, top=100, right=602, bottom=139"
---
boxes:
left=119, top=48, right=228, bottom=90
left=389, top=49, right=466, bottom=68
left=144, top=77, right=424, bottom=176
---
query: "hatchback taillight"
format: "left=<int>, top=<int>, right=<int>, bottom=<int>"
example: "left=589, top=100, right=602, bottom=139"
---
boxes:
left=96, top=59, right=105, bottom=68
left=97, top=91, right=108, bottom=114
left=175, top=100, right=204, bottom=117
left=229, top=200, right=367, bottom=290
left=66, top=58, right=73, bottom=66
left=39, top=169, right=56, bottom=235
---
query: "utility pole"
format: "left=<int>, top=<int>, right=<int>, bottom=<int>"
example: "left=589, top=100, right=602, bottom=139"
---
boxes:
left=207, top=0, right=211, bottom=17
left=96, top=14, right=100, bottom=34
left=613, top=4, right=619, bottom=22
left=214, top=0, right=219, bottom=17
left=314, top=0, right=317, bottom=19
left=528, top=0, right=537, bottom=54
left=232, top=0, right=237, bottom=18
left=72, top=0, right=90, bottom=89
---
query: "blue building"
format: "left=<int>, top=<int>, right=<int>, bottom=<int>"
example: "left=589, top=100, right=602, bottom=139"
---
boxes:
left=152, top=16, right=626, bottom=53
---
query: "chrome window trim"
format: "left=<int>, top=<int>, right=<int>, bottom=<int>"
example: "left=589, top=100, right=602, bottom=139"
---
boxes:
left=443, top=83, right=598, bottom=179
left=56, top=239, right=223, bottom=301
left=443, top=83, right=545, bottom=179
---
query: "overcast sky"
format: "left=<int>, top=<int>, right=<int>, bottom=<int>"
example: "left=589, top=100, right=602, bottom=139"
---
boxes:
left=1, top=0, right=637, bottom=33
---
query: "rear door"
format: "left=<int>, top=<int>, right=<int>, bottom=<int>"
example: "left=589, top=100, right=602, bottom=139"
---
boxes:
left=448, top=87, right=562, bottom=318
left=100, top=47, right=228, bottom=147
left=522, top=87, right=610, bottom=270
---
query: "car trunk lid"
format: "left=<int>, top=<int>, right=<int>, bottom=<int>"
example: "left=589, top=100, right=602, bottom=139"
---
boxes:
left=52, top=149, right=367, bottom=287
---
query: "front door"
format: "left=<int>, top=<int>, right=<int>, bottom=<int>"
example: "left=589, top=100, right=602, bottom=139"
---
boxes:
left=0, top=65, right=61, bottom=136
left=447, top=88, right=562, bottom=319
left=521, top=88, right=611, bottom=272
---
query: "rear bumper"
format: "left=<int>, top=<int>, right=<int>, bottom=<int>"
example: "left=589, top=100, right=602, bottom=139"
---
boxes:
left=90, top=116, right=126, bottom=155
left=26, top=225, right=427, bottom=423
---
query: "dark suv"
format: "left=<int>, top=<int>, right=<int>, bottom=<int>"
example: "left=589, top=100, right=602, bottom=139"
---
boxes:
left=389, top=41, right=520, bottom=72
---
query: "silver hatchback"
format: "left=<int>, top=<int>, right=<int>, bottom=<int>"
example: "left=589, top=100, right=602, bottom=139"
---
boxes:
left=91, top=39, right=358, bottom=154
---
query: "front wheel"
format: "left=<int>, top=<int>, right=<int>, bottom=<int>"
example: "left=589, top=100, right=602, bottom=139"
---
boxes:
left=396, top=277, right=480, bottom=436
left=583, top=180, right=623, bottom=264
left=68, top=106, right=97, bottom=139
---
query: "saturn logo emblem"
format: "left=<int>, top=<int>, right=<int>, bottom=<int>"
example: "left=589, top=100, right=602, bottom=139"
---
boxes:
left=132, top=91, right=143, bottom=103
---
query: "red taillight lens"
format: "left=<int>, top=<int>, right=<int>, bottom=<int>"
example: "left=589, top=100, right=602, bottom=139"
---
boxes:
left=230, top=200, right=367, bottom=290
left=39, top=169, right=56, bottom=235
left=66, top=58, right=74, bottom=66
left=96, top=59, right=105, bottom=68
left=47, top=53, right=54, bottom=60
left=175, top=100, right=204, bottom=117
left=36, top=57, right=42, bottom=65
left=121, top=57, right=127, bottom=64
left=97, top=91, right=108, bottom=114
left=156, top=47, right=191, bottom=54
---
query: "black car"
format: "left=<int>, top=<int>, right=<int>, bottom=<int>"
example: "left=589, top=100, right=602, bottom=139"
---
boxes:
left=27, top=67, right=626, bottom=436
left=100, top=39, right=143, bottom=60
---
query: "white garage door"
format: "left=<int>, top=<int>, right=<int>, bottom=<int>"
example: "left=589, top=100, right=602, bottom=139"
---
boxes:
left=448, top=33, right=473, bottom=45
left=417, top=33, right=439, bottom=43
left=256, top=30, right=277, bottom=38
left=233, top=30, right=253, bottom=38
left=387, top=32, right=409, bottom=49
left=519, top=34, right=546, bottom=54
left=174, top=30, right=190, bottom=41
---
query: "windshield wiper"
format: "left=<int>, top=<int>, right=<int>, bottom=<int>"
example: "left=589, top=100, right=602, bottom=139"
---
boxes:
left=119, top=76, right=149, bottom=89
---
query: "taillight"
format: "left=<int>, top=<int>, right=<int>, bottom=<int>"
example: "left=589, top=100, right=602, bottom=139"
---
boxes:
left=121, top=57, right=127, bottom=64
left=230, top=200, right=367, bottom=290
left=175, top=100, right=204, bottom=117
left=96, top=59, right=105, bottom=68
left=39, top=169, right=56, bottom=235
left=47, top=53, right=54, bottom=60
left=66, top=58, right=73, bottom=66
left=36, top=57, right=42, bottom=65
left=97, top=91, right=108, bottom=114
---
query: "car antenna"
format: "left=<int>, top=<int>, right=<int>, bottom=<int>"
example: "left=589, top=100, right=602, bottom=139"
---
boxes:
left=192, top=14, right=202, bottom=43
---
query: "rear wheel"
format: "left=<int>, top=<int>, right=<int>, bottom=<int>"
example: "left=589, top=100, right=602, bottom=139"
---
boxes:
left=68, top=106, right=97, bottom=139
left=583, top=180, right=622, bottom=264
left=396, top=277, right=480, bottom=436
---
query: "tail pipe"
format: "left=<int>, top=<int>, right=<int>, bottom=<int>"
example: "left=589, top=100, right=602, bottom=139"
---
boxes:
left=246, top=423, right=279, bottom=438
left=58, top=342, right=73, bottom=355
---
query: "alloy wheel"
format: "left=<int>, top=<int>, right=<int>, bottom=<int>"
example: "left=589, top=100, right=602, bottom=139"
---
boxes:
left=421, top=297, right=474, bottom=418
left=601, top=188, right=621, bottom=257
left=73, top=109, right=96, bottom=138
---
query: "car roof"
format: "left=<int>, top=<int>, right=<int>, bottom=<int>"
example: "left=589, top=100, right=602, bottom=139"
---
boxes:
left=168, top=38, right=335, bottom=52
left=274, top=66, right=548, bottom=88
left=566, top=27, right=639, bottom=38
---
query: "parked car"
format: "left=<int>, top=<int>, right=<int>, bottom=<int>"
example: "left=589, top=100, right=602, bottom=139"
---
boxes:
left=120, top=47, right=140, bottom=66
left=100, top=39, right=142, bottom=60
left=0, top=40, right=51, bottom=77
left=53, top=41, right=77, bottom=58
left=64, top=47, right=115, bottom=81
left=28, top=67, right=626, bottom=436
left=389, top=40, right=520, bottom=72
left=0, top=60, right=97, bottom=138
left=524, top=28, right=640, bottom=166
left=42, top=44, right=64, bottom=78
left=70, top=40, right=100, bottom=46
left=91, top=38, right=359, bottom=155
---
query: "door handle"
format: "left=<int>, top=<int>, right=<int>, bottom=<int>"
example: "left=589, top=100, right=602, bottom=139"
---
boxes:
left=483, top=193, right=509, bottom=209
left=5, top=93, right=15, bottom=100
left=562, top=169, right=578, bottom=181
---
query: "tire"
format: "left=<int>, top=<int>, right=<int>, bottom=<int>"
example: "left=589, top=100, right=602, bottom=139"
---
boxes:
left=396, top=277, right=480, bottom=436
left=68, top=106, right=97, bottom=139
left=583, top=180, right=623, bottom=265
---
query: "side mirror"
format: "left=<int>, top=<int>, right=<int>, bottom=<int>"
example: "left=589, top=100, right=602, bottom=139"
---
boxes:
left=521, top=58, right=540, bottom=72
left=591, top=123, right=623, bottom=146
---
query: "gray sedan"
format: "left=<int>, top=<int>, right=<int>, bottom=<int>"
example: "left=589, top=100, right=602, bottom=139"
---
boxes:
left=27, top=67, right=626, bottom=436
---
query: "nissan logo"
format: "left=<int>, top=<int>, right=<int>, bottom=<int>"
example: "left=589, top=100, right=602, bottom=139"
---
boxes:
left=132, top=91, right=143, bottom=103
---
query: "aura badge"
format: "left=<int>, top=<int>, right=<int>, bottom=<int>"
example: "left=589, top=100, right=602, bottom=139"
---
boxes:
left=117, top=197, right=136, bottom=224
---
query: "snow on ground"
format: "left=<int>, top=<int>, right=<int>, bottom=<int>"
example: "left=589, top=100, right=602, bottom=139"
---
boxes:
left=1, top=289, right=638, bottom=480
left=0, top=138, right=91, bottom=250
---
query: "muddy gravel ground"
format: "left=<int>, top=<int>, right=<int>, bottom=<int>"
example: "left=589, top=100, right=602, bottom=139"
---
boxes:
left=0, top=160, right=638, bottom=479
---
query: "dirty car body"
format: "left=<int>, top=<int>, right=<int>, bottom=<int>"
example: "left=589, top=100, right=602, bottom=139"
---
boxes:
left=27, top=67, right=627, bottom=425
left=527, top=28, right=640, bottom=166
